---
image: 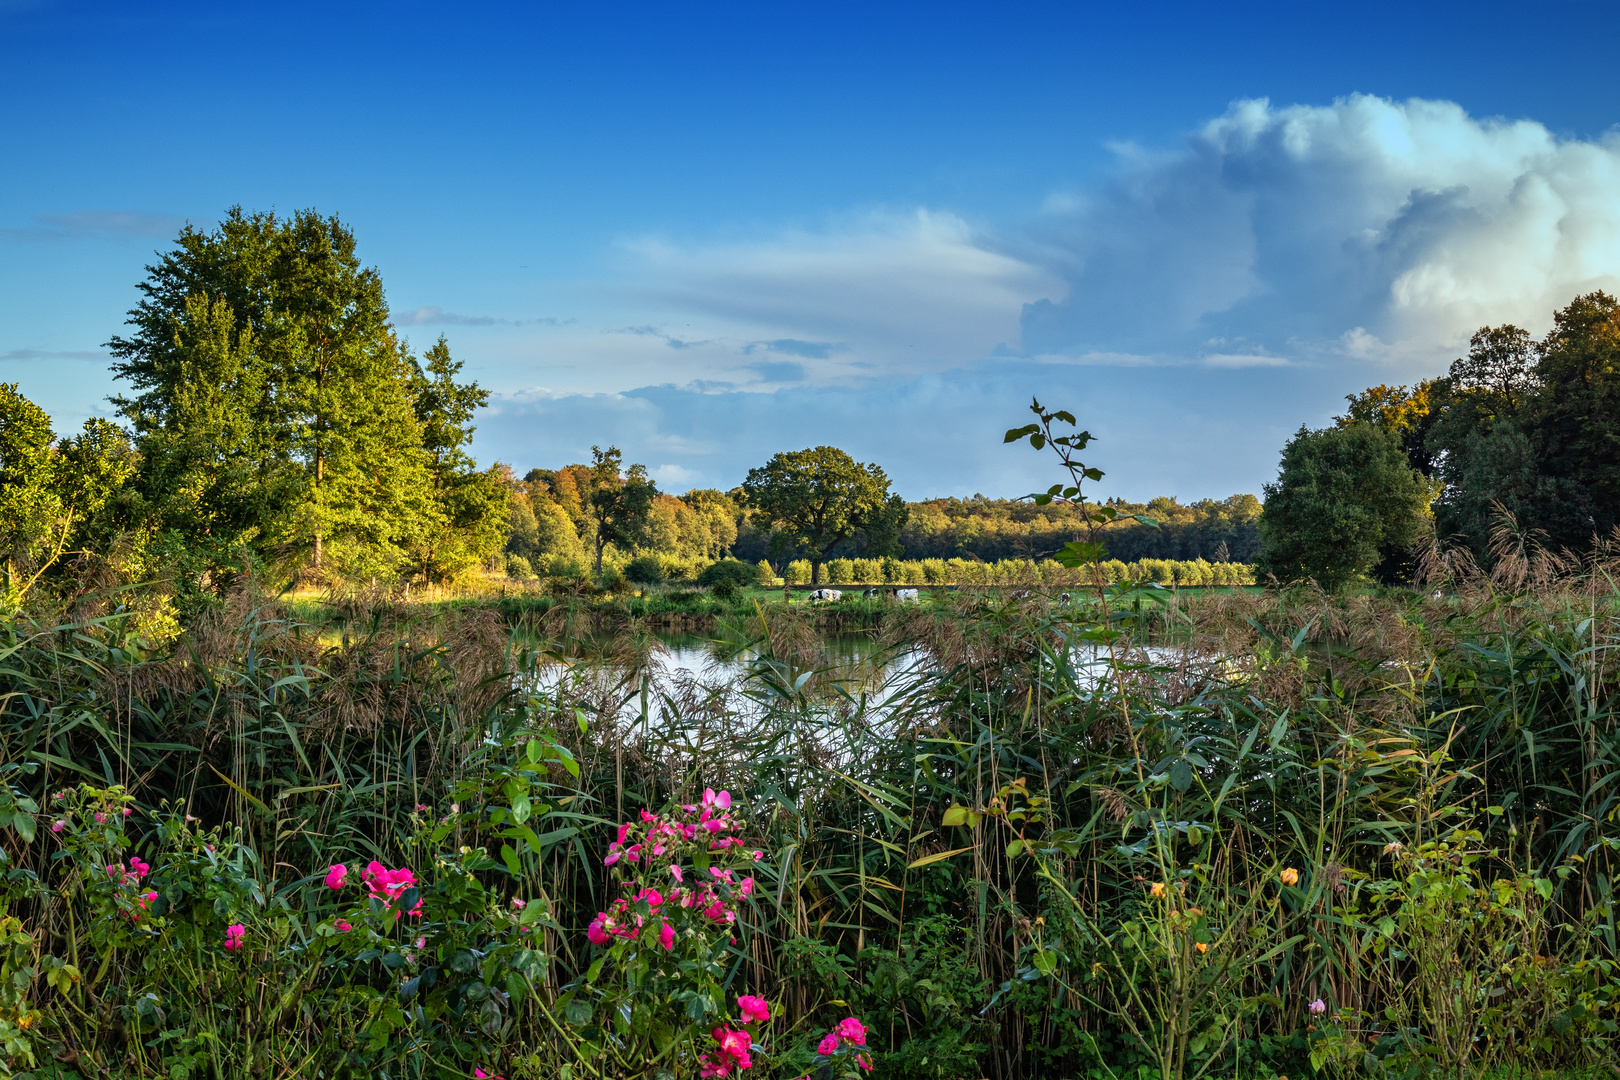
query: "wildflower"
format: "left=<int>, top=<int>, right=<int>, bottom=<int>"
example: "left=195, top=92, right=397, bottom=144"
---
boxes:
left=817, top=1032, right=840, bottom=1055
left=1383, top=841, right=1404, bottom=854
left=224, top=924, right=245, bottom=952
left=1280, top=867, right=1300, bottom=886
left=335, top=919, right=352, bottom=933
left=122, top=807, right=133, bottom=817
left=511, top=897, right=526, bottom=910
left=134, top=891, right=156, bottom=918
left=51, top=820, right=65, bottom=833
left=1149, top=882, right=1166, bottom=897
left=836, top=1017, right=868, bottom=1045
left=473, top=1071, right=505, bottom=1079
left=738, top=994, right=769, bottom=1023
left=659, top=919, right=676, bottom=950
left=361, top=861, right=422, bottom=915
left=415, top=803, right=429, bottom=812
left=704, top=788, right=732, bottom=811
left=325, top=864, right=347, bottom=890
left=587, top=915, right=610, bottom=945
left=670, top=863, right=684, bottom=882
left=127, top=857, right=150, bottom=880
left=94, top=811, right=107, bottom=824
left=1309, top=998, right=1326, bottom=1014
left=1196, top=942, right=1208, bottom=953
left=752, top=850, right=764, bottom=861
left=857, top=1055, right=873, bottom=1072
left=714, top=1027, right=753, bottom=1069
left=414, top=935, right=427, bottom=949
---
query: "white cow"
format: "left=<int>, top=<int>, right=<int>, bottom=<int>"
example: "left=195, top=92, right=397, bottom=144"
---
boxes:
left=896, top=588, right=919, bottom=602
left=808, top=588, right=843, bottom=602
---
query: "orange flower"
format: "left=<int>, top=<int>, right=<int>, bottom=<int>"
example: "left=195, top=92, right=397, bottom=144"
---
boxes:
left=1280, top=868, right=1300, bottom=886
left=1149, top=882, right=1167, bottom=897
left=1195, top=942, right=1208, bottom=953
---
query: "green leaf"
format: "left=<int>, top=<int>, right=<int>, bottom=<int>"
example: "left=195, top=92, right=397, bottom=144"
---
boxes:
left=908, top=846, right=972, bottom=870
left=9, top=812, right=34, bottom=843
left=1005, top=839, right=1024, bottom=858
left=526, top=739, right=543, bottom=764
left=1003, top=424, right=1040, bottom=443
left=565, top=996, right=594, bottom=1025
left=501, top=843, right=522, bottom=877
left=941, top=805, right=974, bottom=827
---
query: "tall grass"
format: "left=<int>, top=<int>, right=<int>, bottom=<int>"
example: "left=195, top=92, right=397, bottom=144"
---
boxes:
left=1, top=557, right=1617, bottom=1078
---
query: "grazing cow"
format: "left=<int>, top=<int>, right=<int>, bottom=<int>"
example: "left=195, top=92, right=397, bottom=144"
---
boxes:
left=864, top=588, right=881, bottom=599
left=896, top=588, right=919, bottom=602
left=808, top=588, right=843, bottom=602
left=1059, top=593, right=1071, bottom=604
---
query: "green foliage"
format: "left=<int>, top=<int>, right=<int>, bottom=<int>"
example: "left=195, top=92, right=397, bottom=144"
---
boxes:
left=0, top=383, right=135, bottom=609
left=585, top=446, right=659, bottom=576
left=624, top=554, right=665, bottom=585
left=697, top=558, right=763, bottom=589
left=741, top=445, right=898, bottom=584
left=105, top=208, right=505, bottom=589
left=1258, top=422, right=1430, bottom=590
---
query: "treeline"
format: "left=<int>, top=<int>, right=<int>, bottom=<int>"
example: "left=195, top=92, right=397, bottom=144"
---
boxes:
left=1258, top=292, right=1620, bottom=589
left=500, top=476, right=1261, bottom=580
left=776, top=554, right=1256, bottom=587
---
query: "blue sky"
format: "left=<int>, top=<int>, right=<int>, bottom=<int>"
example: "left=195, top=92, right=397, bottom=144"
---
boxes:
left=5, top=1, right=1620, bottom=501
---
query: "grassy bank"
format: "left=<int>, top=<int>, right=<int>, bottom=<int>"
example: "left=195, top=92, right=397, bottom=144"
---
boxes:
left=0, top=564, right=1617, bottom=1079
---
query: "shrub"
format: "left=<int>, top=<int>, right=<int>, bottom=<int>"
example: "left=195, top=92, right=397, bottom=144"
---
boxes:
left=505, top=554, right=534, bottom=580
left=825, top=558, right=855, bottom=584
left=785, top=560, right=812, bottom=584
left=624, top=555, right=665, bottom=585
left=698, top=559, right=762, bottom=589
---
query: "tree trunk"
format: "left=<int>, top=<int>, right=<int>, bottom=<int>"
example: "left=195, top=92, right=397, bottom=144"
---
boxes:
left=811, top=559, right=822, bottom=585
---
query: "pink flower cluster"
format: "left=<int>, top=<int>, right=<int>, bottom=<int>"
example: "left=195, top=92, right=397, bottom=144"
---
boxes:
left=104, top=857, right=157, bottom=921
left=591, top=790, right=760, bottom=943
left=224, top=923, right=245, bottom=951
left=814, top=1017, right=873, bottom=1070
left=587, top=886, right=676, bottom=950
left=106, top=856, right=150, bottom=886
left=698, top=996, right=771, bottom=1076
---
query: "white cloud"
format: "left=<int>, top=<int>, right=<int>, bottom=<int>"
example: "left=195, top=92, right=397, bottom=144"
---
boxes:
left=615, top=209, right=1062, bottom=379
left=1021, top=94, right=1620, bottom=375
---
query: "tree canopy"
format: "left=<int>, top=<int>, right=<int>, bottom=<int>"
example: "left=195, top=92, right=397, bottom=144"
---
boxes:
left=1257, top=423, right=1430, bottom=591
left=740, top=446, right=903, bottom=584
left=106, top=207, right=505, bottom=586
left=584, top=446, right=659, bottom=575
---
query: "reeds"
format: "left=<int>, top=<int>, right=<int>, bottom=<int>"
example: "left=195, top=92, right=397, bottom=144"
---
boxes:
left=0, top=556, right=1617, bottom=1078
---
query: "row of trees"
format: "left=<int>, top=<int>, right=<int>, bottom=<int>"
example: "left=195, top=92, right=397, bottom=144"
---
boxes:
left=1259, top=292, right=1620, bottom=588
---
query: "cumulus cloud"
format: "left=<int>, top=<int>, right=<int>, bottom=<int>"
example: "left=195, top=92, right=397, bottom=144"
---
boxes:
left=1019, top=94, right=1620, bottom=374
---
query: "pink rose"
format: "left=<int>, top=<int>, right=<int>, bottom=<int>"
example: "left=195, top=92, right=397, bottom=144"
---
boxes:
left=325, top=864, right=347, bottom=890
left=587, top=915, right=609, bottom=945
left=659, top=920, right=675, bottom=950
left=817, top=1032, right=840, bottom=1055
left=714, top=1027, right=752, bottom=1068
left=224, top=924, right=245, bottom=952
left=335, top=919, right=352, bottom=932
left=737, top=994, right=769, bottom=1023
left=836, top=1016, right=868, bottom=1045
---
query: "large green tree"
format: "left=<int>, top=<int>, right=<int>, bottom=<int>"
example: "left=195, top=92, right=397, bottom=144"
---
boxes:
left=1257, top=423, right=1430, bottom=591
left=740, top=446, right=898, bottom=584
left=107, top=208, right=501, bottom=583
left=585, top=446, right=659, bottom=575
